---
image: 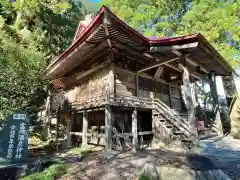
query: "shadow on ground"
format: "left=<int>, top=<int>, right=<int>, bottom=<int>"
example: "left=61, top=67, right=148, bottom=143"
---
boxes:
left=60, top=148, right=231, bottom=180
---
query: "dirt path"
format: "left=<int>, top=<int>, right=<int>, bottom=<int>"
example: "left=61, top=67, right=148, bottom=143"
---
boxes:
left=60, top=148, right=231, bottom=180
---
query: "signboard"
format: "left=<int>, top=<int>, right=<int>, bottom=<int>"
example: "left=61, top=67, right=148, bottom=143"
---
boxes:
left=0, top=111, right=29, bottom=165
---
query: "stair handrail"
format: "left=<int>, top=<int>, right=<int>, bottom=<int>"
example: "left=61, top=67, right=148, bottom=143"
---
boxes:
left=154, top=98, right=191, bottom=137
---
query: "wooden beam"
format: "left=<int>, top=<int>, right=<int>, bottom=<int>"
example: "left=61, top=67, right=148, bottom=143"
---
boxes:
left=164, top=63, right=205, bottom=81
left=76, top=62, right=109, bottom=81
left=113, top=49, right=145, bottom=64
left=172, top=49, right=209, bottom=74
left=47, top=25, right=105, bottom=79
left=149, top=42, right=199, bottom=52
left=138, top=57, right=179, bottom=73
left=154, top=66, right=164, bottom=78
left=111, top=38, right=151, bottom=63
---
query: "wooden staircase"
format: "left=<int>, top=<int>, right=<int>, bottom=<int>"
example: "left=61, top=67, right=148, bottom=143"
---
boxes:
left=153, top=99, right=193, bottom=148
left=152, top=99, right=219, bottom=148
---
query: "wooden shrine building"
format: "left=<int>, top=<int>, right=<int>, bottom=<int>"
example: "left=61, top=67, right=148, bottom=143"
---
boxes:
left=46, top=6, right=236, bottom=150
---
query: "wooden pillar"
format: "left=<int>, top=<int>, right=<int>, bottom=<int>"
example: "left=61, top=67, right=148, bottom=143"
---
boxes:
left=63, top=99, right=72, bottom=148
left=82, top=110, right=88, bottom=146
left=43, top=90, right=51, bottom=141
left=169, top=84, right=172, bottom=108
left=179, top=63, right=198, bottom=139
left=132, top=108, right=138, bottom=152
left=209, top=74, right=221, bottom=136
left=212, top=75, right=230, bottom=136
left=136, top=74, right=139, bottom=97
left=105, top=105, right=112, bottom=150
left=107, top=64, right=115, bottom=102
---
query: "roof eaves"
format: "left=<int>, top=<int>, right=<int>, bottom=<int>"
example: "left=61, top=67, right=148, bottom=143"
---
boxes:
left=104, top=6, right=149, bottom=44
left=148, top=33, right=199, bottom=45
left=46, top=6, right=105, bottom=73
left=197, top=34, right=236, bottom=75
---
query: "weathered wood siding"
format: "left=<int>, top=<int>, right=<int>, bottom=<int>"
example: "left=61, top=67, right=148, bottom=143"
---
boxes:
left=64, top=69, right=109, bottom=103
left=155, top=81, right=171, bottom=107
left=170, top=87, right=182, bottom=111
left=139, top=76, right=155, bottom=99
left=115, top=68, right=136, bottom=96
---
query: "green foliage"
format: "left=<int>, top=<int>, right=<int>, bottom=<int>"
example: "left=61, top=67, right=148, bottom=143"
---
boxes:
left=0, top=0, right=92, bottom=122
left=0, top=28, right=47, bottom=121
left=20, top=163, right=67, bottom=180
left=101, top=0, right=240, bottom=67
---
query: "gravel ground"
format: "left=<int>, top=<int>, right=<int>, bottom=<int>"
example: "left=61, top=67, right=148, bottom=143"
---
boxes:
left=200, top=136, right=240, bottom=180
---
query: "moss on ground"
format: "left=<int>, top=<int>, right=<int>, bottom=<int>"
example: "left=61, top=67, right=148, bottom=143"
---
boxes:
left=20, top=163, right=67, bottom=180
left=65, top=145, right=92, bottom=156
left=21, top=146, right=92, bottom=180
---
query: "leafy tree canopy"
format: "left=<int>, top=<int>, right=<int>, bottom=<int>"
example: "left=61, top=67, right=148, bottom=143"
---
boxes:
left=0, top=0, right=91, bottom=121
left=100, top=0, right=240, bottom=67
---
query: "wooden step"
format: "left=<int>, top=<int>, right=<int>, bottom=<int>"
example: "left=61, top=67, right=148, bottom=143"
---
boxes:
left=199, top=132, right=218, bottom=140
left=166, top=124, right=173, bottom=128
left=181, top=138, right=191, bottom=142
left=173, top=131, right=183, bottom=135
left=158, top=119, right=166, bottom=122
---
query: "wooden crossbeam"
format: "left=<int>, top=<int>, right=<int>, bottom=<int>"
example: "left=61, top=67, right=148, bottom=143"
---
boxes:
left=149, top=42, right=199, bottom=52
left=164, top=63, right=202, bottom=81
left=138, top=57, right=179, bottom=73
left=154, top=66, right=164, bottom=78
left=172, top=49, right=209, bottom=74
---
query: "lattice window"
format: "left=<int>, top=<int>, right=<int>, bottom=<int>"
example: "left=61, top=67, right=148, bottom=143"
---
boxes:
left=139, top=77, right=155, bottom=91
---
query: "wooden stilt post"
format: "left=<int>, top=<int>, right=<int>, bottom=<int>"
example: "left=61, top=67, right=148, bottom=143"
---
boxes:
left=66, top=110, right=72, bottom=148
left=105, top=105, right=112, bottom=151
left=132, top=108, right=138, bottom=152
left=63, top=99, right=72, bottom=148
left=82, top=110, right=88, bottom=146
